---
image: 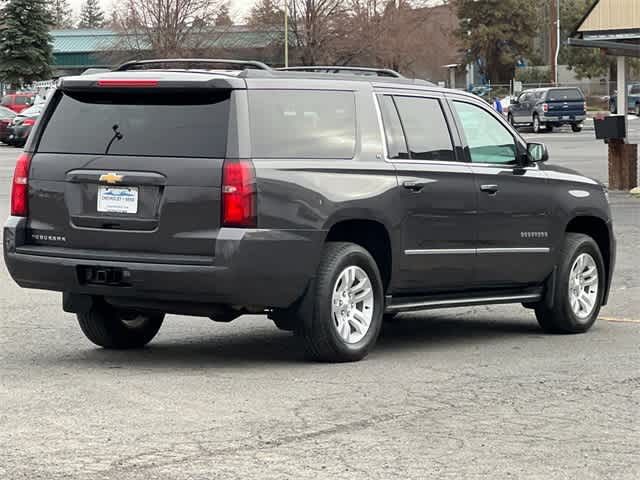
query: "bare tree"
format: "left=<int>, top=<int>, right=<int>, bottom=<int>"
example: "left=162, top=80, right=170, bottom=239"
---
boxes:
left=288, top=0, right=348, bottom=65
left=112, top=0, right=225, bottom=57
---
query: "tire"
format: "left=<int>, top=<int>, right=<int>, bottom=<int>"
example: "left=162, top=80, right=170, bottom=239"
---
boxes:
left=77, top=301, right=164, bottom=349
left=610, top=102, right=616, bottom=114
left=535, top=233, right=605, bottom=334
left=532, top=114, right=542, bottom=133
left=296, top=242, right=384, bottom=362
left=635, top=104, right=640, bottom=117
left=508, top=113, right=515, bottom=126
left=571, top=123, right=582, bottom=133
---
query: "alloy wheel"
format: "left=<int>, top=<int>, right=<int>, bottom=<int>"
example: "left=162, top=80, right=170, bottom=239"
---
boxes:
left=331, top=266, right=374, bottom=344
left=568, top=253, right=599, bottom=320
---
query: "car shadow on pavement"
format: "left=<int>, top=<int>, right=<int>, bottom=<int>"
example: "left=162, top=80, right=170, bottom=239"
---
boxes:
left=52, top=314, right=544, bottom=368
left=376, top=314, right=543, bottom=353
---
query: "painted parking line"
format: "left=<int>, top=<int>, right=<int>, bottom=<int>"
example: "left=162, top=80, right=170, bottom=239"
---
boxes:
left=600, top=316, right=640, bottom=324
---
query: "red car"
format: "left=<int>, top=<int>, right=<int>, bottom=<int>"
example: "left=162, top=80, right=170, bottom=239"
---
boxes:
left=1, top=93, right=35, bottom=113
left=0, top=105, right=17, bottom=143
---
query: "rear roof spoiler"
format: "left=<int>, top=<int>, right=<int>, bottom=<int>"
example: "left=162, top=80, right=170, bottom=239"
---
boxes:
left=58, top=73, right=246, bottom=91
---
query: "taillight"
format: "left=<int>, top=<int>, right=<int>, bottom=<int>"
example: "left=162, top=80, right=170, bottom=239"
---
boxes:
left=543, top=103, right=549, bottom=113
left=97, top=79, right=159, bottom=87
left=11, top=152, right=32, bottom=216
left=221, top=159, right=257, bottom=228
left=22, top=118, right=36, bottom=127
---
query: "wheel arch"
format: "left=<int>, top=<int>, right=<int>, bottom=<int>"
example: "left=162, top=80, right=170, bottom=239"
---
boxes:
left=324, top=218, right=394, bottom=292
left=565, top=215, right=613, bottom=305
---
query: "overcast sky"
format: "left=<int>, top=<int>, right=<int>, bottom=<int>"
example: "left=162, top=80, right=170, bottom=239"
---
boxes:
left=67, top=0, right=256, bottom=24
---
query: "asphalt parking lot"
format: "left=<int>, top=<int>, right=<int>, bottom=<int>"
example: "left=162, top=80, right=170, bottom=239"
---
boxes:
left=0, top=130, right=638, bottom=479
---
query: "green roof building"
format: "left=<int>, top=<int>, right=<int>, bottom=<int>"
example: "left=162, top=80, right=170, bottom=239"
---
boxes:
left=52, top=27, right=284, bottom=75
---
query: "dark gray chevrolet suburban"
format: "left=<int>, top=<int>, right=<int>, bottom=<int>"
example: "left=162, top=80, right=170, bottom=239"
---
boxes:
left=3, top=59, right=616, bottom=362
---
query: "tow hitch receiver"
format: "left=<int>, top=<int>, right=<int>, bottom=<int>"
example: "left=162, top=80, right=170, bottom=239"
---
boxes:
left=78, top=266, right=130, bottom=286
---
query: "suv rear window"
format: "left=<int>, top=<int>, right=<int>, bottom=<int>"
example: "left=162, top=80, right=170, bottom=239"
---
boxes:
left=546, top=88, right=583, bottom=101
left=38, top=91, right=230, bottom=158
left=248, top=90, right=356, bottom=159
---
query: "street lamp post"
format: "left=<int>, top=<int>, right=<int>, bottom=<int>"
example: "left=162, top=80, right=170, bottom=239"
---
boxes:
left=550, top=0, right=560, bottom=85
left=284, top=0, right=289, bottom=68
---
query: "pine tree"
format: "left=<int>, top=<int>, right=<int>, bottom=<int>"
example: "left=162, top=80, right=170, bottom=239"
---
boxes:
left=214, top=3, right=233, bottom=27
left=247, top=0, right=283, bottom=27
left=457, top=0, right=540, bottom=83
left=78, top=0, right=105, bottom=29
left=0, top=0, right=54, bottom=87
left=49, top=0, right=73, bottom=28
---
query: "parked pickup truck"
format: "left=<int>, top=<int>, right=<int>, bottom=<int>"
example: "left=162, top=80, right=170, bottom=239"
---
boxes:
left=610, top=83, right=640, bottom=116
left=509, top=87, right=587, bottom=133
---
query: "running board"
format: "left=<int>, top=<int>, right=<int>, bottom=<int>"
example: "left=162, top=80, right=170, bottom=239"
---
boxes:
left=385, top=290, right=543, bottom=314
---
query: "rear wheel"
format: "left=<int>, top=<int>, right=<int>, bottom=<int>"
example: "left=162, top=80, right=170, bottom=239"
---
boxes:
left=532, top=114, right=542, bottom=133
left=571, top=123, right=583, bottom=132
left=635, top=104, right=640, bottom=116
left=297, top=242, right=384, bottom=362
left=535, top=233, right=604, bottom=334
left=77, top=301, right=164, bottom=349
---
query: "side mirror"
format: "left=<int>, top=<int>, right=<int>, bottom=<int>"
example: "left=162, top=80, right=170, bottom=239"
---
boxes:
left=527, top=142, right=549, bottom=163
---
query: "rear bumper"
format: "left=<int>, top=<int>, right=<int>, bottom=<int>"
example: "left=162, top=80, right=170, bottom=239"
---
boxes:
left=4, top=216, right=324, bottom=308
left=541, top=114, right=586, bottom=124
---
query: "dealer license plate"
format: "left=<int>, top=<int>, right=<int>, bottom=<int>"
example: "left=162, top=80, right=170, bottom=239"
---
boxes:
left=97, top=186, right=138, bottom=214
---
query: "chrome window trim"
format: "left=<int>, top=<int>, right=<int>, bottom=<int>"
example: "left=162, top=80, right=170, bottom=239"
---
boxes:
left=372, top=92, right=540, bottom=170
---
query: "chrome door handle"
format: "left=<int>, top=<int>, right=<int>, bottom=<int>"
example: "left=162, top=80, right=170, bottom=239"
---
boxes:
left=480, top=184, right=499, bottom=194
left=402, top=181, right=426, bottom=192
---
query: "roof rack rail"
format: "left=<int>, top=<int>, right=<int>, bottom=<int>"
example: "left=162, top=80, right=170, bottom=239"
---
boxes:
left=278, top=66, right=404, bottom=78
left=114, top=58, right=272, bottom=72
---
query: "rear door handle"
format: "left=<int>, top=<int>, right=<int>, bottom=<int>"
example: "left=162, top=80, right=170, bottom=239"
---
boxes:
left=480, top=184, right=499, bottom=194
left=402, top=181, right=426, bottom=192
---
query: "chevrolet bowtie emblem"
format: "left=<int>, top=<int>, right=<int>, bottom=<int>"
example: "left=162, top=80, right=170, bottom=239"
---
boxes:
left=99, top=172, right=124, bottom=184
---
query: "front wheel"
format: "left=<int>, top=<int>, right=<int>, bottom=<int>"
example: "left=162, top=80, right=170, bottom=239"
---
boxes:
left=77, top=301, right=164, bottom=349
left=297, top=242, right=384, bottom=362
left=571, top=123, right=583, bottom=133
left=535, top=233, right=604, bottom=334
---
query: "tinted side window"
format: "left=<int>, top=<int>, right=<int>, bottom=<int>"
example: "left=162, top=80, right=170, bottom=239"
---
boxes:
left=394, top=96, right=454, bottom=162
left=16, top=96, right=30, bottom=105
left=630, top=85, right=640, bottom=95
left=378, top=95, right=408, bottom=159
left=453, top=101, right=517, bottom=164
left=38, top=91, right=230, bottom=157
left=248, top=90, right=356, bottom=159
